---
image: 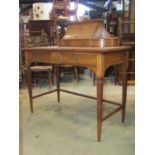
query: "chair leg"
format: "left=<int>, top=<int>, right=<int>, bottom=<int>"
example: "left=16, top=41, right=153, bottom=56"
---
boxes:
left=51, top=71, right=54, bottom=84
left=122, top=64, right=128, bottom=123
left=93, top=72, right=96, bottom=85
left=56, top=66, right=60, bottom=102
left=32, top=72, right=37, bottom=87
left=48, top=69, right=52, bottom=90
left=74, top=67, right=79, bottom=83
left=90, top=69, right=92, bottom=77
left=113, top=65, right=118, bottom=85
left=52, top=66, right=56, bottom=84
left=27, top=66, right=33, bottom=113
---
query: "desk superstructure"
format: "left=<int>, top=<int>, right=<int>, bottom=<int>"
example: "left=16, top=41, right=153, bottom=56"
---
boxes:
left=24, top=20, right=132, bottom=142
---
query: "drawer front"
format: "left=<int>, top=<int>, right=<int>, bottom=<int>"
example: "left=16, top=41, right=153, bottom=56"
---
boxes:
left=51, top=53, right=97, bottom=66
left=26, top=51, right=52, bottom=65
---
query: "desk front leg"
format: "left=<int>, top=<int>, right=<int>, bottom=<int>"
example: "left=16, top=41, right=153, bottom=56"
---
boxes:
left=96, top=77, right=104, bottom=142
left=122, top=63, right=128, bottom=123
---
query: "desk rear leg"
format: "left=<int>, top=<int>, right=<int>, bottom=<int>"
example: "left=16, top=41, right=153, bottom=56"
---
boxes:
left=56, top=65, right=60, bottom=102
left=27, top=66, right=33, bottom=113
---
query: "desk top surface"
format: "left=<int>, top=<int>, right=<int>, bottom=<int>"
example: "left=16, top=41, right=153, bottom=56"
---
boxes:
left=23, top=46, right=132, bottom=53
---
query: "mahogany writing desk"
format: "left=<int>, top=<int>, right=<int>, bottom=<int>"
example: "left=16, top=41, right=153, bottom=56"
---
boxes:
left=24, top=19, right=132, bottom=142
left=24, top=45, right=132, bottom=142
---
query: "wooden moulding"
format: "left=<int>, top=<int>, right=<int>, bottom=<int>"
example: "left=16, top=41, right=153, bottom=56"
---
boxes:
left=102, top=106, right=122, bottom=121
left=32, top=89, right=57, bottom=99
left=60, top=89, right=122, bottom=106
left=58, top=38, right=120, bottom=47
left=31, top=88, right=122, bottom=107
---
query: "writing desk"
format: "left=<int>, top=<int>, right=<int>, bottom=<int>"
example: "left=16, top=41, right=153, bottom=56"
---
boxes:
left=24, top=45, right=132, bottom=142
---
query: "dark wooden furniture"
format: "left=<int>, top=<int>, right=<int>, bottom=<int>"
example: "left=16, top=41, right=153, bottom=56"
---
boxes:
left=50, top=1, right=80, bottom=81
left=51, top=0, right=78, bottom=20
left=50, top=0, right=79, bottom=39
left=116, top=18, right=135, bottom=85
left=121, top=41, right=135, bottom=85
left=51, top=0, right=70, bottom=39
left=51, top=0, right=70, bottom=17
left=107, top=11, right=119, bottom=36
left=20, top=28, right=54, bottom=89
left=28, top=20, right=56, bottom=45
left=24, top=20, right=132, bottom=142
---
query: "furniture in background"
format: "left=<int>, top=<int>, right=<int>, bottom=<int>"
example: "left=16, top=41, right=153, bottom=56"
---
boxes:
left=105, top=12, right=135, bottom=85
left=50, top=0, right=70, bottom=39
left=51, top=0, right=79, bottom=20
left=115, top=18, right=135, bottom=85
left=20, top=27, right=54, bottom=89
left=106, top=11, right=119, bottom=36
left=50, top=0, right=80, bottom=82
left=26, top=20, right=80, bottom=83
left=50, top=0, right=79, bottom=39
left=28, top=19, right=56, bottom=45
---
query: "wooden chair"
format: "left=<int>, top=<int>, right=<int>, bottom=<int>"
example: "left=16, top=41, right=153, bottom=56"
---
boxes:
left=114, top=17, right=135, bottom=85
left=20, top=28, right=54, bottom=89
left=50, top=0, right=80, bottom=83
left=106, top=11, right=119, bottom=36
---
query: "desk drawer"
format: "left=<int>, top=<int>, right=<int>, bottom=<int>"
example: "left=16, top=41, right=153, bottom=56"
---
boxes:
left=51, top=53, right=97, bottom=66
left=63, top=53, right=97, bottom=66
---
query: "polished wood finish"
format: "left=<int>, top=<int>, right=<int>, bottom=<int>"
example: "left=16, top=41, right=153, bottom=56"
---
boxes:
left=24, top=45, right=131, bottom=141
left=96, top=78, right=103, bottom=141
left=24, top=20, right=132, bottom=141
left=58, top=20, right=120, bottom=47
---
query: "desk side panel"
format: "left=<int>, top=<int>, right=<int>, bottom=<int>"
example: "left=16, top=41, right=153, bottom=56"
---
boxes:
left=25, top=51, right=52, bottom=66
left=103, top=51, right=128, bottom=70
